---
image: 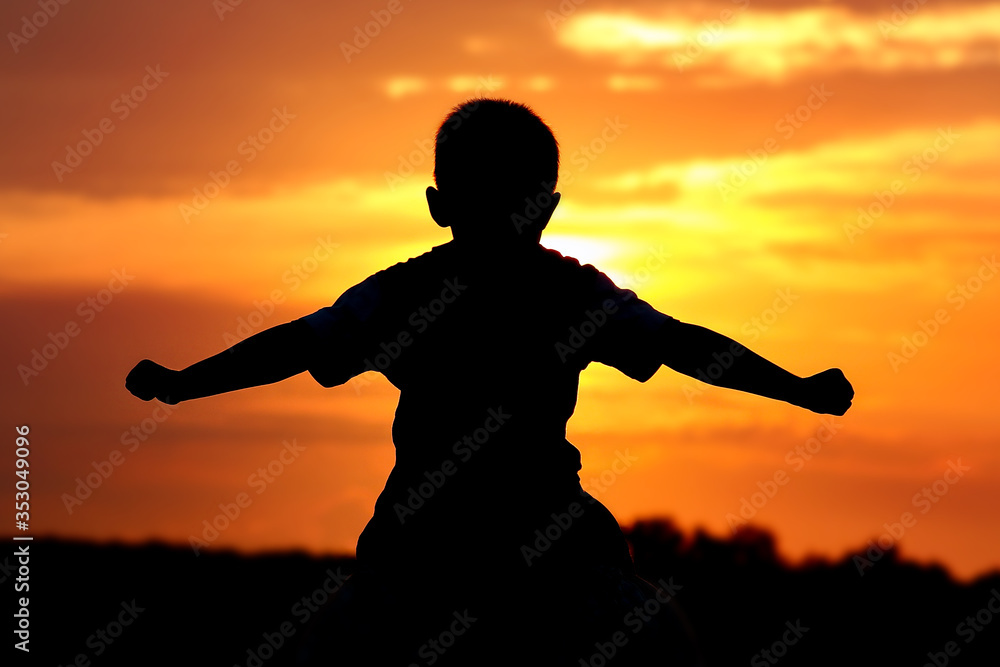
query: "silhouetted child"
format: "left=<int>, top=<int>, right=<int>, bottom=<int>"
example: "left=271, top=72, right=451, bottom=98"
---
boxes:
left=126, top=98, right=853, bottom=666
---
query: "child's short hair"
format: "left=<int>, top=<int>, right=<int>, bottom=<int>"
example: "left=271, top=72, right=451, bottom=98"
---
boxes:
left=433, top=98, right=559, bottom=206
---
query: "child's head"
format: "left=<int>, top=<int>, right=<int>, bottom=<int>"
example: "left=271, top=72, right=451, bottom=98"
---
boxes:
left=427, top=98, right=561, bottom=247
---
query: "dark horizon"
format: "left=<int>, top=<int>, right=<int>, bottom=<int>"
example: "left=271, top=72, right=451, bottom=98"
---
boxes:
left=18, top=517, right=1000, bottom=666
left=26, top=513, right=1000, bottom=586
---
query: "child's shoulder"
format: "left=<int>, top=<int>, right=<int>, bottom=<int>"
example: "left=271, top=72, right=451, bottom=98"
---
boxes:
left=373, top=241, right=608, bottom=292
left=378, top=241, right=455, bottom=274
left=534, top=245, right=614, bottom=292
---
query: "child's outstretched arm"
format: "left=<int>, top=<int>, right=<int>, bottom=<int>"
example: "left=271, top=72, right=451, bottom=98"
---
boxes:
left=661, top=321, right=854, bottom=415
left=125, top=320, right=318, bottom=404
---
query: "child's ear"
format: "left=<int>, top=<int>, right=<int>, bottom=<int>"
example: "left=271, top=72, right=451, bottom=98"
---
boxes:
left=536, top=191, right=561, bottom=231
left=426, top=186, right=450, bottom=229
left=548, top=191, right=561, bottom=216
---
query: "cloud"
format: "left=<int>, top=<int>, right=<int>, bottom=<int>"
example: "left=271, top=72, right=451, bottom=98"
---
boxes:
left=0, top=176, right=442, bottom=296
left=557, top=3, right=1000, bottom=84
left=385, top=76, right=429, bottom=98
left=593, top=121, right=999, bottom=205
left=607, top=74, right=662, bottom=91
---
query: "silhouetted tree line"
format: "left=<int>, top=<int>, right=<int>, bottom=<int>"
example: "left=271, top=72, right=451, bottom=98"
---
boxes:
left=15, top=519, right=999, bottom=666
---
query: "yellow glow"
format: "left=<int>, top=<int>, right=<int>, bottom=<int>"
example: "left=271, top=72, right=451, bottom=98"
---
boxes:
left=558, top=4, right=1000, bottom=82
left=607, top=74, right=662, bottom=91
left=541, top=234, right=623, bottom=267
left=448, top=74, right=505, bottom=93
left=526, top=75, right=554, bottom=91
left=385, top=77, right=428, bottom=98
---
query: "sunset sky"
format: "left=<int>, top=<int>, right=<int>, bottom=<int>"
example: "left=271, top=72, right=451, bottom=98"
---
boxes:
left=3, top=0, right=999, bottom=582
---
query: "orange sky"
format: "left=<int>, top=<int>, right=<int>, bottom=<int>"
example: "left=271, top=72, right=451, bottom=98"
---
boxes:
left=3, top=0, right=999, bottom=581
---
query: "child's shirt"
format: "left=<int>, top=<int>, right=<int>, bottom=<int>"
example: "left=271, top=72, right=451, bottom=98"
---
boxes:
left=300, top=241, right=674, bottom=578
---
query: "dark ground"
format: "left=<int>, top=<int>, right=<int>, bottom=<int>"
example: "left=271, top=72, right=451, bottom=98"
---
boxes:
left=8, top=518, right=999, bottom=666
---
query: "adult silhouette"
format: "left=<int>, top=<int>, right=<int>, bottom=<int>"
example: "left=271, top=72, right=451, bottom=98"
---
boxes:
left=126, top=98, right=853, bottom=666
